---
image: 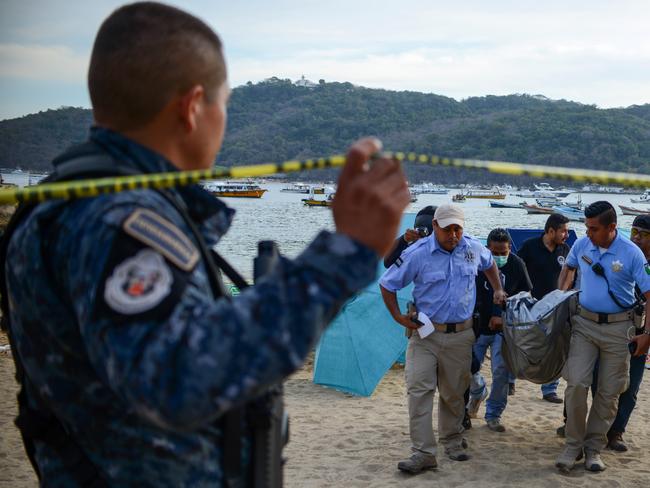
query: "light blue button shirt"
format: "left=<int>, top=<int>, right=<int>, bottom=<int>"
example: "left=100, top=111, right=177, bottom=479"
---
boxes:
left=380, top=234, right=494, bottom=323
left=566, top=231, right=650, bottom=313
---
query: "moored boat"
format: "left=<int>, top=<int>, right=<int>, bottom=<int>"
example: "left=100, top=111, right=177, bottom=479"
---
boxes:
left=202, top=182, right=267, bottom=198
left=452, top=193, right=466, bottom=203
left=303, top=194, right=334, bottom=207
left=552, top=206, right=585, bottom=222
left=461, top=188, right=506, bottom=200
left=523, top=204, right=555, bottom=215
left=281, top=182, right=325, bottom=194
left=489, top=200, right=524, bottom=209
left=619, top=205, right=650, bottom=216
left=630, top=190, right=650, bottom=204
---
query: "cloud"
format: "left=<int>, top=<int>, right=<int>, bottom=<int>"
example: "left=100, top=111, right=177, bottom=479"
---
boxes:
left=0, top=43, right=88, bottom=82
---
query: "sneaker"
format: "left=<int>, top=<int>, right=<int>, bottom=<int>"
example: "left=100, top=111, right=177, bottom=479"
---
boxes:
left=543, top=393, right=563, bottom=404
left=584, top=448, right=606, bottom=472
left=607, top=431, right=628, bottom=452
left=556, top=424, right=566, bottom=437
left=555, top=447, right=584, bottom=473
left=397, top=453, right=438, bottom=474
left=467, top=386, right=489, bottom=418
left=446, top=445, right=471, bottom=462
left=508, top=383, right=516, bottom=396
left=486, top=418, right=506, bottom=432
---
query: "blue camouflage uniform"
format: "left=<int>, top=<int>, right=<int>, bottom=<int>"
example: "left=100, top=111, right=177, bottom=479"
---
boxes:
left=5, top=127, right=378, bottom=486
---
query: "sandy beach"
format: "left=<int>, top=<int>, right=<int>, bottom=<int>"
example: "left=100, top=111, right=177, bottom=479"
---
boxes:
left=1, top=343, right=648, bottom=487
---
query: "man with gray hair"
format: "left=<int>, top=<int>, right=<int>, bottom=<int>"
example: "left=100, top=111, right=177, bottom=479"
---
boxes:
left=380, top=204, right=507, bottom=474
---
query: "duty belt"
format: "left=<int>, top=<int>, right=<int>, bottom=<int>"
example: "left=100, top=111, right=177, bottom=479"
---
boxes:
left=578, top=307, right=634, bottom=324
left=432, top=318, right=473, bottom=334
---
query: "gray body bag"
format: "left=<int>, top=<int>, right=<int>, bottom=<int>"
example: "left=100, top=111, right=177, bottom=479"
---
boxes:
left=501, top=290, right=579, bottom=384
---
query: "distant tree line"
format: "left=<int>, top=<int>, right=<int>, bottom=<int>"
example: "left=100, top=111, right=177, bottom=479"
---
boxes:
left=1, top=79, right=650, bottom=186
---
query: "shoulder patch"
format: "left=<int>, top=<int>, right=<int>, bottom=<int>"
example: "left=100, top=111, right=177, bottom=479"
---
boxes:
left=123, top=208, right=199, bottom=272
left=104, top=249, right=173, bottom=314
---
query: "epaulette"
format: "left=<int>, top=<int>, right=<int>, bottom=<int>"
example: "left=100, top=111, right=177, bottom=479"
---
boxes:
left=123, top=208, right=199, bottom=272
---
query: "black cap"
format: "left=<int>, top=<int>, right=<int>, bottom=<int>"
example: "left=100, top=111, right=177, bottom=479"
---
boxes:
left=633, top=214, right=650, bottom=230
left=414, top=205, right=437, bottom=231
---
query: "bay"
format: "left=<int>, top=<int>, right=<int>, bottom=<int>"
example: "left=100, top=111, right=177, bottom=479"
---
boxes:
left=2, top=172, right=645, bottom=282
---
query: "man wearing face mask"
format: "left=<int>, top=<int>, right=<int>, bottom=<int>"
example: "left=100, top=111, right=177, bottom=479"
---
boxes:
left=467, top=228, right=532, bottom=432
left=380, top=204, right=506, bottom=474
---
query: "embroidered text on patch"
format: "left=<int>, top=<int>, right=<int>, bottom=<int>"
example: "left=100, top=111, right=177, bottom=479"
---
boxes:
left=123, top=208, right=199, bottom=271
left=105, top=249, right=173, bottom=314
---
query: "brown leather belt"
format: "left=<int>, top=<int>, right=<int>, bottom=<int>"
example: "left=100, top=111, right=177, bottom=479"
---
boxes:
left=432, top=318, right=473, bottom=334
left=578, top=307, right=633, bottom=324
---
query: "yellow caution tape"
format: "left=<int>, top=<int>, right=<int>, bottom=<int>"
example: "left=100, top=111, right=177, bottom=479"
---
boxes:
left=1, top=152, right=649, bottom=205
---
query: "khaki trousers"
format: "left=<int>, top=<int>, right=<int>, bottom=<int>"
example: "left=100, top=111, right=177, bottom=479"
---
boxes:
left=563, top=314, right=632, bottom=452
left=405, top=327, right=474, bottom=456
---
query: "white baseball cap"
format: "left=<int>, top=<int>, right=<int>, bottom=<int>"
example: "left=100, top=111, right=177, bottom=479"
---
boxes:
left=434, top=204, right=465, bottom=229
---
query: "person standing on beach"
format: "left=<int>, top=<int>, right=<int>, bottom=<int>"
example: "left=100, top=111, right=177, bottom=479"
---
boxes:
left=467, top=228, right=532, bottom=433
left=517, top=213, right=571, bottom=404
left=1, top=3, right=410, bottom=486
left=603, top=214, right=650, bottom=452
left=379, top=204, right=507, bottom=474
left=555, top=201, right=650, bottom=473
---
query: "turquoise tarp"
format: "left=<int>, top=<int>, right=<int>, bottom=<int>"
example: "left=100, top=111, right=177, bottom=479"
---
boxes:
left=312, top=214, right=415, bottom=396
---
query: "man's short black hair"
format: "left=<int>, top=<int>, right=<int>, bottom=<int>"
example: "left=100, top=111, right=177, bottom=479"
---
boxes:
left=414, top=205, right=437, bottom=231
left=584, top=201, right=617, bottom=226
left=487, top=228, right=511, bottom=246
left=89, top=2, right=226, bottom=130
left=633, top=214, right=650, bottom=230
left=544, top=213, right=570, bottom=233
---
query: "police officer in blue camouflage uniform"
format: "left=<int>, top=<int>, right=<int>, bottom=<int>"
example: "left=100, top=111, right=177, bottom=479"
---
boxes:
left=556, top=201, right=650, bottom=473
left=2, top=3, right=410, bottom=486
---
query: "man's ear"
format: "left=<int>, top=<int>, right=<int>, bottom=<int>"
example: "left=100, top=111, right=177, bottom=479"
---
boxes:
left=178, top=85, right=205, bottom=133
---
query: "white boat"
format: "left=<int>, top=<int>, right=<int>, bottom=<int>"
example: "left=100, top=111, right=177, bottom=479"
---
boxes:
left=619, top=205, right=650, bottom=216
left=281, top=183, right=326, bottom=194
left=460, top=188, right=506, bottom=199
left=411, top=183, right=449, bottom=195
left=631, top=190, right=650, bottom=204
left=553, top=206, right=585, bottom=222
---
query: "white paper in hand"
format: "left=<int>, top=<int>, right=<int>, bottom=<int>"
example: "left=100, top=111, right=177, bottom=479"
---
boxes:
left=417, top=312, right=435, bottom=339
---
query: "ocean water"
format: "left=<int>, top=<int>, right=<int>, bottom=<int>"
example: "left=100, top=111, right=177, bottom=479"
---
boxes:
left=2, top=172, right=645, bottom=281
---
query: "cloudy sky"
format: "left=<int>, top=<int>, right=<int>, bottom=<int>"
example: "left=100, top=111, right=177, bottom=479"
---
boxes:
left=1, top=0, right=649, bottom=120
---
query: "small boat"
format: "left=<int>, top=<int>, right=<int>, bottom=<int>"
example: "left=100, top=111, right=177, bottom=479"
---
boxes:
left=410, top=191, right=418, bottom=203
left=281, top=183, right=325, bottom=194
left=630, top=190, right=650, bottom=204
left=303, top=194, right=334, bottom=207
left=452, top=193, right=466, bottom=203
left=202, top=182, right=267, bottom=198
left=411, top=183, right=449, bottom=195
left=489, top=201, right=524, bottom=209
left=619, top=205, right=650, bottom=216
left=552, top=206, right=585, bottom=222
left=461, top=188, right=506, bottom=200
left=523, top=204, right=555, bottom=215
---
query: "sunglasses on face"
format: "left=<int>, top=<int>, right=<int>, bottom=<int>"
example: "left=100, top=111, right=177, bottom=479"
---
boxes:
left=631, top=227, right=650, bottom=239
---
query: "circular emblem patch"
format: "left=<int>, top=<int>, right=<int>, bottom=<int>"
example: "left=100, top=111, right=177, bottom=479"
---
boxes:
left=557, top=255, right=566, bottom=266
left=104, top=249, right=172, bottom=314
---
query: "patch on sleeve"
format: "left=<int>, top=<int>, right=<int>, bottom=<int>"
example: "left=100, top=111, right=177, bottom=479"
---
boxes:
left=104, top=249, right=173, bottom=314
left=123, top=208, right=199, bottom=271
